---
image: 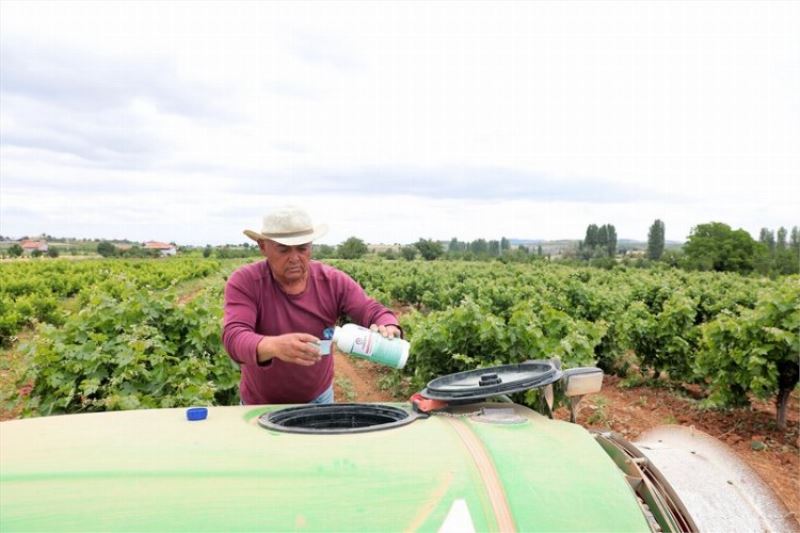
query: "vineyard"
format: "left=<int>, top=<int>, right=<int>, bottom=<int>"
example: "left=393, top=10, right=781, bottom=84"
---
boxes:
left=330, top=259, right=799, bottom=427
left=0, top=258, right=242, bottom=415
left=1, top=256, right=796, bottom=429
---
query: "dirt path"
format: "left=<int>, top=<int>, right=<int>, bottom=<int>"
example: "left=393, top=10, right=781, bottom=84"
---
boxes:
left=332, top=351, right=397, bottom=403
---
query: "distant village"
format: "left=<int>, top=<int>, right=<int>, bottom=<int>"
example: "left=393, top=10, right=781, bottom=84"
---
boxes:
left=0, top=236, right=177, bottom=258
left=0, top=233, right=662, bottom=261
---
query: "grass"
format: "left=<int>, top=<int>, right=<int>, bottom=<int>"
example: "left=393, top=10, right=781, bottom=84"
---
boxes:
left=335, top=376, right=357, bottom=402
left=662, top=414, right=679, bottom=424
left=586, top=395, right=609, bottom=425
left=378, top=372, right=413, bottom=399
left=175, top=275, right=219, bottom=305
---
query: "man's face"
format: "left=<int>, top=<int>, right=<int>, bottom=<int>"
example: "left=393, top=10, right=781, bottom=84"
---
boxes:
left=260, top=240, right=312, bottom=284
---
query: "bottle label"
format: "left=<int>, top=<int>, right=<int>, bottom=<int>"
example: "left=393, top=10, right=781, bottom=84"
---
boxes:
left=351, top=332, right=374, bottom=357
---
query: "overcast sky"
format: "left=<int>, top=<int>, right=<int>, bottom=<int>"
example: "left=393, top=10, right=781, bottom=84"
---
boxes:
left=1, top=1, right=798, bottom=246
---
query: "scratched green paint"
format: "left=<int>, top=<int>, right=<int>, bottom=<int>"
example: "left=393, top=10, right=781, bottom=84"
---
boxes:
left=466, top=416, right=651, bottom=532
left=1, top=404, right=649, bottom=532
left=0, top=406, right=491, bottom=532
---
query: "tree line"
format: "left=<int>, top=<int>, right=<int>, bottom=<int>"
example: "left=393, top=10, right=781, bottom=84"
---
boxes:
left=3, top=244, right=60, bottom=259
left=7, top=218, right=796, bottom=277
left=206, top=220, right=799, bottom=277
left=676, top=222, right=798, bottom=276
left=572, top=219, right=798, bottom=276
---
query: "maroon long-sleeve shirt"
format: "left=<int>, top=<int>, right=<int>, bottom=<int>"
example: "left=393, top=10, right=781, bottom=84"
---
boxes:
left=222, top=259, right=399, bottom=404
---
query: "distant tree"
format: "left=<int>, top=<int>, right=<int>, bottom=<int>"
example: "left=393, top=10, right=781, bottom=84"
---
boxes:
left=791, top=226, right=800, bottom=253
left=773, top=226, right=798, bottom=275
left=414, top=238, right=444, bottom=261
left=754, top=226, right=798, bottom=275
left=759, top=228, right=776, bottom=253
left=214, top=245, right=260, bottom=259
left=337, top=237, right=368, bottom=259
left=500, top=237, right=510, bottom=251
left=603, top=224, right=617, bottom=257
left=582, top=224, right=616, bottom=258
left=122, top=246, right=159, bottom=258
left=47, top=248, right=60, bottom=258
left=447, top=238, right=464, bottom=253
left=776, top=227, right=787, bottom=251
left=97, top=241, right=117, bottom=257
left=31, top=249, right=44, bottom=258
left=591, top=246, right=608, bottom=260
left=647, top=219, right=666, bottom=260
left=203, top=245, right=213, bottom=258
left=661, top=249, right=683, bottom=268
left=468, top=239, right=488, bottom=255
left=313, top=244, right=336, bottom=259
left=379, top=248, right=397, bottom=260
left=400, top=245, right=417, bottom=260
left=583, top=224, right=599, bottom=249
left=683, top=222, right=758, bottom=274
left=487, top=240, right=500, bottom=257
left=537, top=245, right=543, bottom=256
left=596, top=225, right=609, bottom=250
left=8, top=244, right=23, bottom=257
left=773, top=250, right=798, bottom=275
left=497, top=247, right=529, bottom=263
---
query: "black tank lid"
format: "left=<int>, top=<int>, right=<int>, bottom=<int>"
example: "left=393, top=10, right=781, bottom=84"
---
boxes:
left=420, top=360, right=562, bottom=402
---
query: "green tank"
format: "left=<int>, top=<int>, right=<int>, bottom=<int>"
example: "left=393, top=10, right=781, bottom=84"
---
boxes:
left=1, top=362, right=795, bottom=532
left=0, top=403, right=649, bottom=532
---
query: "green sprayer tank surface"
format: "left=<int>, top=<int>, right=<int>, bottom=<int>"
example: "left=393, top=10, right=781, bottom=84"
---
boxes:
left=0, top=404, right=650, bottom=532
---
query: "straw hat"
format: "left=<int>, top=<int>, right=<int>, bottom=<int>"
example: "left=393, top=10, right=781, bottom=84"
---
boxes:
left=243, top=206, right=328, bottom=245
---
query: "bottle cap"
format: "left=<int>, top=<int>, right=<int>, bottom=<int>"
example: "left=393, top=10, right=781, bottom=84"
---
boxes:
left=186, top=407, right=208, bottom=421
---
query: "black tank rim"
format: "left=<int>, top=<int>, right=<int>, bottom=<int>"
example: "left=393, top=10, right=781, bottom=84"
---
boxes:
left=258, top=403, right=418, bottom=434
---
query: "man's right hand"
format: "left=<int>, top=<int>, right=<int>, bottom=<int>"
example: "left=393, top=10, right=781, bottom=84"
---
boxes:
left=256, top=333, right=322, bottom=366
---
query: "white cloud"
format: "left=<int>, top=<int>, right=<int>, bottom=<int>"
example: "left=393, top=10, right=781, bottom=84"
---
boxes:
left=1, top=0, right=798, bottom=245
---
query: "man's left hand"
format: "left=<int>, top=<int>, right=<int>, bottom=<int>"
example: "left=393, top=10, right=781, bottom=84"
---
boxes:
left=369, top=324, right=401, bottom=339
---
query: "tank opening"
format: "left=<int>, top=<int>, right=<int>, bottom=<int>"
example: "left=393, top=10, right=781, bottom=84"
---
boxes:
left=258, top=403, right=415, bottom=434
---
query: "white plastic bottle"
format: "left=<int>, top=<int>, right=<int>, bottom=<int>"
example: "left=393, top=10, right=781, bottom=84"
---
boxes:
left=332, top=324, right=409, bottom=369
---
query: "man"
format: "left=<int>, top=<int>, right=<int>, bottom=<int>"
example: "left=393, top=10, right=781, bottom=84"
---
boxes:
left=222, top=205, right=402, bottom=405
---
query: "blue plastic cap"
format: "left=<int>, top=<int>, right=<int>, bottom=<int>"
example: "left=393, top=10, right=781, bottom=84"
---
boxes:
left=186, top=407, right=208, bottom=421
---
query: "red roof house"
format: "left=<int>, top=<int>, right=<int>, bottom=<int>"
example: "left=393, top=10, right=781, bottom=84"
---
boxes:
left=144, top=241, right=177, bottom=256
left=19, top=240, right=48, bottom=253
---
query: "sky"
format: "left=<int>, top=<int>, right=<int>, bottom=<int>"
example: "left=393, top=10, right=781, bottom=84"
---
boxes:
left=1, top=1, right=798, bottom=246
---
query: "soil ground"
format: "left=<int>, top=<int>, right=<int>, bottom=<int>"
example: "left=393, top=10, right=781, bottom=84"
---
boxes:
left=333, top=353, right=800, bottom=523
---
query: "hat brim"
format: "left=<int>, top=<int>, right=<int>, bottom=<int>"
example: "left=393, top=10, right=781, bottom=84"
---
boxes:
left=243, top=224, right=328, bottom=246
